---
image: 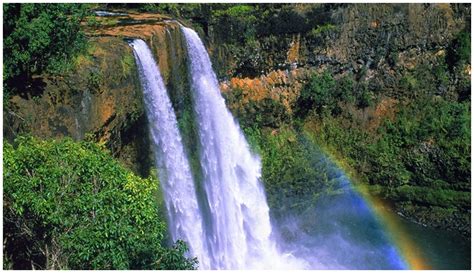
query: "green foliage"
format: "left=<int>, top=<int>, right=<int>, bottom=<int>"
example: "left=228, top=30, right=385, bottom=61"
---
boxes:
left=256, top=5, right=312, bottom=36
left=3, top=136, right=197, bottom=270
left=85, top=16, right=100, bottom=28
left=297, top=71, right=336, bottom=117
left=448, top=30, right=471, bottom=68
left=86, top=71, right=102, bottom=94
left=243, top=126, right=339, bottom=215
left=296, top=71, right=356, bottom=118
left=392, top=185, right=470, bottom=208
left=211, top=4, right=257, bottom=44
left=139, top=3, right=201, bottom=19
left=399, top=74, right=418, bottom=93
left=445, top=30, right=471, bottom=101
left=3, top=3, right=90, bottom=88
left=339, top=76, right=356, bottom=103
left=213, top=4, right=255, bottom=17
left=308, top=23, right=336, bottom=39
left=228, top=96, right=290, bottom=129
left=397, top=56, right=456, bottom=99
left=120, top=54, right=135, bottom=76
left=303, top=96, right=470, bottom=234
left=357, top=84, right=373, bottom=108
left=433, top=58, right=450, bottom=87
left=306, top=95, right=470, bottom=200
left=158, top=240, right=198, bottom=270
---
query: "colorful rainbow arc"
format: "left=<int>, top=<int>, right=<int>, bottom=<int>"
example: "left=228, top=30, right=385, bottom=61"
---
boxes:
left=355, top=183, right=431, bottom=270
left=302, top=124, right=431, bottom=269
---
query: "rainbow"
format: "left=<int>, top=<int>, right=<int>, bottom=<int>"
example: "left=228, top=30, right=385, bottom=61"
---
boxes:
left=325, top=156, right=430, bottom=269
left=355, top=183, right=431, bottom=270
left=302, top=127, right=431, bottom=269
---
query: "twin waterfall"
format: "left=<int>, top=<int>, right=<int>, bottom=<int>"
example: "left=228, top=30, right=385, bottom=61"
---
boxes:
left=130, top=28, right=304, bottom=269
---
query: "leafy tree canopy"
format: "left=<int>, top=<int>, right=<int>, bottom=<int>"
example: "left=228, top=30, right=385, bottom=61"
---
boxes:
left=3, top=4, right=89, bottom=92
left=3, top=136, right=197, bottom=270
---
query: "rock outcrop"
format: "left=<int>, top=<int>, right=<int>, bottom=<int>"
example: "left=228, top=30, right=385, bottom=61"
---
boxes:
left=4, top=13, right=191, bottom=177
left=207, top=3, right=470, bottom=84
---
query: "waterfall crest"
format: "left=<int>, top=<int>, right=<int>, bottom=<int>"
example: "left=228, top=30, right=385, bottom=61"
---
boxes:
left=129, top=39, right=210, bottom=269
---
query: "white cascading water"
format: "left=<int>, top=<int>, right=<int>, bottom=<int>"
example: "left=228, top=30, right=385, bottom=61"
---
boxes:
left=129, top=39, right=211, bottom=269
left=181, top=26, right=306, bottom=269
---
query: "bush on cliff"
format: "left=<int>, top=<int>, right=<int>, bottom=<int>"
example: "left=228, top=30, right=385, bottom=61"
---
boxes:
left=3, top=4, right=89, bottom=96
left=244, top=125, right=342, bottom=216
left=3, top=136, right=197, bottom=270
left=304, top=95, right=470, bottom=233
left=296, top=71, right=356, bottom=118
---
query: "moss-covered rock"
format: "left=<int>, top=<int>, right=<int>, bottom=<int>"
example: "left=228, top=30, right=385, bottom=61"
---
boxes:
left=4, top=36, right=150, bottom=174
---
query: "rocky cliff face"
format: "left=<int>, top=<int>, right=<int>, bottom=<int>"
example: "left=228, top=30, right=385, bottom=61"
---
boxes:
left=207, top=4, right=470, bottom=131
left=4, top=13, right=191, bottom=177
left=207, top=4, right=469, bottom=82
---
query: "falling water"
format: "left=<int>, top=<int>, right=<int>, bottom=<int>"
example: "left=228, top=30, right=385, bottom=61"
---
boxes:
left=181, top=26, right=306, bottom=269
left=129, top=39, right=210, bottom=269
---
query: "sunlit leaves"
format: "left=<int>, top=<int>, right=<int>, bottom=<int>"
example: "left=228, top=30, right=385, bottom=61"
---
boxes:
left=3, top=136, right=197, bottom=269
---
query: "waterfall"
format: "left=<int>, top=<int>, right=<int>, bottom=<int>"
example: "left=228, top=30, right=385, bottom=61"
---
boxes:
left=181, top=26, right=305, bottom=269
left=129, top=29, right=404, bottom=270
left=129, top=39, right=210, bottom=269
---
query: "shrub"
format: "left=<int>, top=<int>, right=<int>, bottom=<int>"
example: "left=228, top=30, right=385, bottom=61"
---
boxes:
left=308, top=23, right=336, bottom=41
left=357, top=84, right=373, bottom=108
left=297, top=71, right=341, bottom=118
left=211, top=4, right=257, bottom=44
left=447, top=30, right=471, bottom=68
left=3, top=4, right=89, bottom=93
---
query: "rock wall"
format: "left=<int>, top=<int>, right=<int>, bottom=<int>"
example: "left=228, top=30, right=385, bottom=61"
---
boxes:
left=206, top=3, right=469, bottom=85
left=4, top=15, right=190, bottom=177
left=212, top=3, right=470, bottom=137
left=210, top=3, right=471, bottom=236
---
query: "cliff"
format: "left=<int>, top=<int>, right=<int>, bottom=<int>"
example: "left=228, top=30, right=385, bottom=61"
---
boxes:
left=209, top=4, right=470, bottom=236
left=4, top=13, right=192, bottom=177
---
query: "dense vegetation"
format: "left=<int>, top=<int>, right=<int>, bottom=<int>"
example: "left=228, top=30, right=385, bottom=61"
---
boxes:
left=244, top=125, right=349, bottom=218
left=3, top=4, right=89, bottom=99
left=3, top=136, right=197, bottom=269
left=237, top=29, right=470, bottom=234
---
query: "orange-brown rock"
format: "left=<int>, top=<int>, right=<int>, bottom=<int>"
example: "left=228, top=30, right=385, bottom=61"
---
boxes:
left=221, top=68, right=313, bottom=117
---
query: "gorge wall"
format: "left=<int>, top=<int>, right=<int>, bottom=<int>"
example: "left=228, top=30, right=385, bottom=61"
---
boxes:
left=202, top=3, right=471, bottom=236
